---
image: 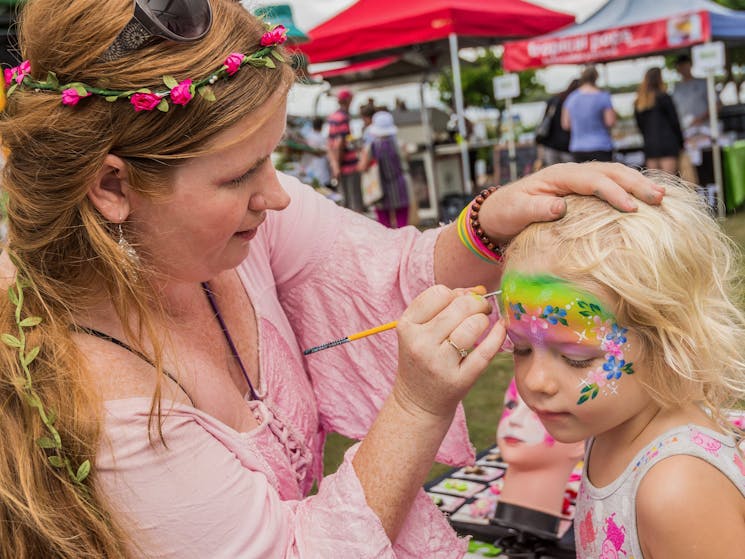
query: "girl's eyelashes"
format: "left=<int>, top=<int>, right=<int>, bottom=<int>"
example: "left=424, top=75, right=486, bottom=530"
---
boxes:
left=563, top=356, right=596, bottom=368
left=513, top=347, right=531, bottom=357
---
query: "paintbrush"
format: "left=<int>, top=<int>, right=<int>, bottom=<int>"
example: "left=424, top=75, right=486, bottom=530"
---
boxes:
left=303, top=290, right=501, bottom=355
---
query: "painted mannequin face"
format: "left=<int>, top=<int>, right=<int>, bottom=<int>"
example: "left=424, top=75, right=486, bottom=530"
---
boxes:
left=498, top=379, right=554, bottom=446
left=499, top=268, right=653, bottom=444
left=497, top=378, right=583, bottom=467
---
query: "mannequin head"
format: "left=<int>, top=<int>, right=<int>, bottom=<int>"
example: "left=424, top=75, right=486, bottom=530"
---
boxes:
left=497, top=379, right=584, bottom=516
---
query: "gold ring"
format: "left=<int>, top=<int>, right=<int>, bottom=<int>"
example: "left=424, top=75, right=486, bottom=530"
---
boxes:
left=446, top=338, right=469, bottom=360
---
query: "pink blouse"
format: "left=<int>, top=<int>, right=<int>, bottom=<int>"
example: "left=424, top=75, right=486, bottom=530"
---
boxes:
left=97, top=173, right=473, bottom=558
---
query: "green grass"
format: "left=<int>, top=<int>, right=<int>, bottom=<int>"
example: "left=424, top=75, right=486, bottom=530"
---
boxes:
left=323, top=209, right=745, bottom=481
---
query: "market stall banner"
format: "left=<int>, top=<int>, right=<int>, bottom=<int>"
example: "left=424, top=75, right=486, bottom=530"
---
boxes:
left=503, top=11, right=711, bottom=72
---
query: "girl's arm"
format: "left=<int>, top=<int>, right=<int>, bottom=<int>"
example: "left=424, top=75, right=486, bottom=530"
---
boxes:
left=636, top=455, right=745, bottom=558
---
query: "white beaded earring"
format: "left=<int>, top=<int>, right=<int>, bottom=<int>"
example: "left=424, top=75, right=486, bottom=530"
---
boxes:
left=117, top=218, right=139, bottom=265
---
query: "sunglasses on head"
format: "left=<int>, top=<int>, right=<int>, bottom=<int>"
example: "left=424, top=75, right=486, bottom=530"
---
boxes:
left=102, top=0, right=214, bottom=61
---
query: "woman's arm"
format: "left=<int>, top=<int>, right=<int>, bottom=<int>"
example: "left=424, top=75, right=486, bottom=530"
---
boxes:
left=353, top=285, right=504, bottom=540
left=561, top=106, right=571, bottom=131
left=603, top=106, right=617, bottom=128
left=357, top=144, right=372, bottom=172
left=433, top=163, right=664, bottom=289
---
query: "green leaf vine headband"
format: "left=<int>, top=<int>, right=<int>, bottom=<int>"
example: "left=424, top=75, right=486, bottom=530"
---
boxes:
left=3, top=23, right=288, bottom=113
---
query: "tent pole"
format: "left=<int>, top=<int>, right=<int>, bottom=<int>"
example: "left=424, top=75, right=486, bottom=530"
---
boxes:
left=706, top=72, right=725, bottom=218
left=449, top=32, right=473, bottom=194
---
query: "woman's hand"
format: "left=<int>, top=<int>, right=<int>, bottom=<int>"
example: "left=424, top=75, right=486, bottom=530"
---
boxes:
left=478, top=162, right=665, bottom=243
left=392, top=285, right=505, bottom=420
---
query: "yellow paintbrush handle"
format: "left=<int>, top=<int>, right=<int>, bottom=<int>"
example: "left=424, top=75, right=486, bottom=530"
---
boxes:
left=347, top=320, right=398, bottom=341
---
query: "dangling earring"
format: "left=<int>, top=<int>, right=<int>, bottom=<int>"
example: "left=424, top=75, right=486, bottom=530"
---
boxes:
left=117, top=222, right=139, bottom=264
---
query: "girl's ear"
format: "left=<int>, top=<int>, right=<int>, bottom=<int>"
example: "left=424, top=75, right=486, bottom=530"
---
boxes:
left=87, top=154, right=132, bottom=223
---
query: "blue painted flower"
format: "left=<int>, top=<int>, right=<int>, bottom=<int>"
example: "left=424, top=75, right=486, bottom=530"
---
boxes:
left=603, top=356, right=625, bottom=380
left=541, top=305, right=568, bottom=325
left=605, top=324, right=627, bottom=345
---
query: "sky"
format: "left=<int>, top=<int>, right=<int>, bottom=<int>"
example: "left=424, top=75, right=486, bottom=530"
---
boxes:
left=247, top=0, right=668, bottom=118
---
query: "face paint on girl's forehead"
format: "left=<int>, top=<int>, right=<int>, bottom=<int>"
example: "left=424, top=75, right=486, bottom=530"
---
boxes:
left=500, top=271, right=635, bottom=405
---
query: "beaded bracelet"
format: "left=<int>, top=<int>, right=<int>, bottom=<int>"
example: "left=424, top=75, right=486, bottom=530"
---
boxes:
left=456, top=186, right=504, bottom=264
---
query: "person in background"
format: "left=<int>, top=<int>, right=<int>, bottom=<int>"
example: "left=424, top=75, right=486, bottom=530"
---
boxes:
left=358, top=110, right=410, bottom=228
left=535, top=78, right=579, bottom=170
left=562, top=66, right=616, bottom=163
left=360, top=103, right=377, bottom=146
left=634, top=67, right=684, bottom=175
left=299, top=116, right=330, bottom=187
left=672, top=53, right=721, bottom=187
left=326, top=88, right=363, bottom=211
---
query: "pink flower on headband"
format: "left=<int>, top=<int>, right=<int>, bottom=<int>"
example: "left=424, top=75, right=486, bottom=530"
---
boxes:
left=61, top=88, right=90, bottom=106
left=224, top=53, right=245, bottom=76
left=130, top=92, right=162, bottom=112
left=5, top=60, right=31, bottom=85
left=170, top=79, right=193, bottom=106
left=260, top=25, right=287, bottom=47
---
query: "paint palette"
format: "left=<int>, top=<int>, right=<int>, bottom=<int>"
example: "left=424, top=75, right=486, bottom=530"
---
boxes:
left=427, top=478, right=486, bottom=499
left=451, top=465, right=505, bottom=483
left=427, top=492, right=466, bottom=514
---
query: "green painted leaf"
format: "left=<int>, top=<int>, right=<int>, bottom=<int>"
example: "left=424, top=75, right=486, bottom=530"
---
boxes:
left=581, top=384, right=592, bottom=393
left=156, top=99, right=169, bottom=112
left=1, top=333, right=21, bottom=348
left=590, top=303, right=601, bottom=313
left=591, top=389, right=598, bottom=399
left=577, top=394, right=589, bottom=405
left=37, top=436, right=58, bottom=449
left=19, top=316, right=42, bottom=328
left=48, top=455, right=64, bottom=468
left=577, top=301, right=588, bottom=308
left=104, top=96, right=118, bottom=102
left=162, top=75, right=179, bottom=89
left=76, top=460, right=91, bottom=482
left=264, top=57, right=276, bottom=69
left=272, top=51, right=284, bottom=62
left=579, top=311, right=590, bottom=317
left=559, top=318, right=568, bottom=326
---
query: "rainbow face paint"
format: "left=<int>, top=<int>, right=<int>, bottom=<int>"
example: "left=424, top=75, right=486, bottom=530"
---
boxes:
left=500, top=271, right=634, bottom=405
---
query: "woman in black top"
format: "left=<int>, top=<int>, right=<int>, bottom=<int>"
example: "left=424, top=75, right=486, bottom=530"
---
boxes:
left=535, top=79, right=579, bottom=169
left=634, top=67, right=684, bottom=174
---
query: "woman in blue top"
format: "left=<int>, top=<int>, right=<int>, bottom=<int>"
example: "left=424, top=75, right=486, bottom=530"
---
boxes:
left=562, top=66, right=616, bottom=163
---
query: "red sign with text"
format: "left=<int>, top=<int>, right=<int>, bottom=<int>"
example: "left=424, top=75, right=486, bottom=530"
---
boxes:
left=503, top=11, right=711, bottom=71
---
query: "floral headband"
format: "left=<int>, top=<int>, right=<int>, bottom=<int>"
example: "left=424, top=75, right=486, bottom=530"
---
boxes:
left=3, top=24, right=287, bottom=113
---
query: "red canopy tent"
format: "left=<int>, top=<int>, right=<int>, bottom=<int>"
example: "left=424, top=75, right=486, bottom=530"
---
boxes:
left=299, top=0, right=574, bottom=191
left=301, top=0, right=574, bottom=64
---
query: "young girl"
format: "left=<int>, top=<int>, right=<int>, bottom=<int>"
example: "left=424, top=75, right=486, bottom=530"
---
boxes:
left=499, top=174, right=745, bottom=558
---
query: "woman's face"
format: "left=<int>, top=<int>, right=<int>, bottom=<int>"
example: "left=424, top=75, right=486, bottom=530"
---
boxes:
left=127, top=90, right=290, bottom=283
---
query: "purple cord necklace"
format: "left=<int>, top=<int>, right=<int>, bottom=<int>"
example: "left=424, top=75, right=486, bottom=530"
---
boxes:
left=201, top=281, right=260, bottom=401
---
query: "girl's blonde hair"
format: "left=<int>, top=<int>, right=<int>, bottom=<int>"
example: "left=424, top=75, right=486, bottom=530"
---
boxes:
left=0, top=0, right=294, bottom=556
left=505, top=171, right=745, bottom=420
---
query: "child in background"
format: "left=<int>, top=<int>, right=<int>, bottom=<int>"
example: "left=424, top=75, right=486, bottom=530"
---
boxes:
left=499, top=173, right=745, bottom=558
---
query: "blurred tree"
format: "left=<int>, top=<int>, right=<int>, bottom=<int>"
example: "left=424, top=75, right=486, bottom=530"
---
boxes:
left=712, top=0, right=745, bottom=8
left=436, top=48, right=545, bottom=110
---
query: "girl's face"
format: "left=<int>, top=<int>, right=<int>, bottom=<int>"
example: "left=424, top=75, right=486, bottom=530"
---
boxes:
left=128, top=91, right=291, bottom=283
left=500, top=267, right=655, bottom=444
